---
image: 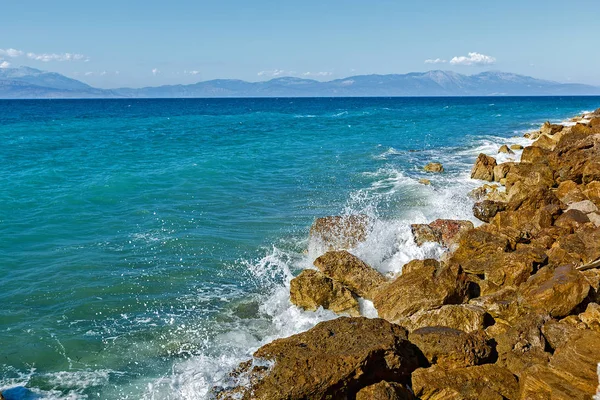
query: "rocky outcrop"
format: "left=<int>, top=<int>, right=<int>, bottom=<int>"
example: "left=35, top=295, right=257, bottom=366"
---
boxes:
left=356, top=381, right=415, bottom=400
left=411, top=364, right=519, bottom=400
left=217, top=318, right=423, bottom=399
left=411, top=219, right=474, bottom=248
left=373, top=264, right=469, bottom=322
left=471, top=153, right=497, bottom=181
left=290, top=269, right=360, bottom=316
left=424, top=162, right=444, bottom=173
left=309, top=214, right=371, bottom=250
left=313, top=250, right=387, bottom=300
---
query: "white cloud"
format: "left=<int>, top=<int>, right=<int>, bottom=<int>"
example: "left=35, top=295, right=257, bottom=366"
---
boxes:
left=100, top=71, right=107, bottom=76
left=302, top=71, right=332, bottom=77
left=27, top=52, right=89, bottom=62
left=258, top=69, right=287, bottom=77
left=424, top=58, right=447, bottom=64
left=450, top=52, right=496, bottom=66
left=152, top=68, right=159, bottom=76
left=0, top=61, right=10, bottom=68
left=0, top=48, right=24, bottom=57
left=184, top=70, right=200, bottom=75
left=84, top=71, right=94, bottom=76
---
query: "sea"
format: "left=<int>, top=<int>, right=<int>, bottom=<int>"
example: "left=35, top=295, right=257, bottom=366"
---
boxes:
left=1, top=96, right=599, bottom=399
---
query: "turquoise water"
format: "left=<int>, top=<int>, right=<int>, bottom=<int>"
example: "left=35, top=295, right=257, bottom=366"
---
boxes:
left=1, top=97, right=599, bottom=399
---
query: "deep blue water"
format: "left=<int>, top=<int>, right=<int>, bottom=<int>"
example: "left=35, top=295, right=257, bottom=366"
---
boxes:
left=1, top=97, right=599, bottom=399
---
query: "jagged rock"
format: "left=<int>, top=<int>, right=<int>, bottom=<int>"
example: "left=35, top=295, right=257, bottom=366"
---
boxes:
left=448, top=228, right=510, bottom=275
left=507, top=183, right=562, bottom=213
left=401, top=259, right=440, bottom=275
left=424, top=162, right=444, bottom=173
left=468, top=185, right=495, bottom=201
left=521, top=145, right=552, bottom=164
left=510, top=144, right=524, bottom=150
left=408, top=327, right=492, bottom=368
left=225, top=317, right=423, bottom=400
left=493, top=162, right=513, bottom=182
left=373, top=264, right=469, bottom=323
left=533, top=134, right=559, bottom=151
left=548, top=330, right=600, bottom=396
left=411, top=364, right=519, bottom=400
left=541, top=318, right=583, bottom=351
left=579, top=302, right=600, bottom=331
left=554, top=209, right=591, bottom=233
left=505, top=162, right=555, bottom=192
left=584, top=181, right=600, bottom=207
left=552, top=132, right=600, bottom=183
left=473, top=200, right=506, bottom=222
left=546, top=227, right=600, bottom=267
left=519, top=364, right=594, bottom=399
left=588, top=212, right=600, bottom=227
left=520, top=265, right=590, bottom=318
left=356, top=381, right=415, bottom=400
left=397, top=304, right=490, bottom=333
left=487, top=207, right=554, bottom=247
left=469, top=287, right=522, bottom=321
left=309, top=214, right=370, bottom=250
left=313, top=250, right=387, bottom=300
left=411, top=219, right=474, bottom=249
left=540, top=121, right=564, bottom=136
left=418, top=178, right=431, bottom=185
left=556, top=180, right=586, bottom=204
left=583, top=161, right=600, bottom=184
left=471, top=153, right=497, bottom=181
left=289, top=269, right=360, bottom=316
left=498, top=144, right=514, bottom=154
left=567, top=200, right=599, bottom=214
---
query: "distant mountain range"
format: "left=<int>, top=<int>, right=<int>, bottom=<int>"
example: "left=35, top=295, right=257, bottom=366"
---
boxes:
left=1, top=67, right=599, bottom=98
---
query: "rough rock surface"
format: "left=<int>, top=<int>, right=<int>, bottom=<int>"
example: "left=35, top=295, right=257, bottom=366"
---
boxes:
left=230, top=318, right=423, bottom=400
left=373, top=264, right=469, bottom=322
left=356, top=381, right=415, bottom=400
left=424, top=162, right=444, bottom=173
left=408, top=327, right=492, bottom=368
left=397, top=304, right=490, bottom=333
left=519, top=364, right=594, bottom=400
left=309, top=214, right=370, bottom=250
left=411, top=219, right=474, bottom=248
left=471, top=153, right=497, bottom=181
left=411, top=364, right=519, bottom=400
left=289, top=269, right=360, bottom=316
left=498, top=144, right=514, bottom=154
left=314, top=250, right=387, bottom=300
left=473, top=200, right=506, bottom=222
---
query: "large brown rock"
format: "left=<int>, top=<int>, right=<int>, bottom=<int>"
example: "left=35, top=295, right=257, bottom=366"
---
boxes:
left=309, top=214, right=370, bottom=250
left=541, top=318, right=583, bottom=351
left=424, top=162, right=444, bottom=173
left=401, top=259, right=441, bottom=275
left=584, top=181, right=600, bottom=207
left=552, top=133, right=600, bottom=183
left=448, top=228, right=510, bottom=275
left=493, top=162, right=513, bottom=182
left=556, top=180, right=587, bottom=204
left=546, top=227, right=600, bottom=267
left=356, top=381, right=415, bottom=400
left=473, top=200, right=506, bottom=222
left=520, top=265, right=590, bottom=318
left=519, top=364, right=594, bottom=400
left=411, top=219, right=474, bottom=249
left=540, top=121, right=564, bottom=136
left=397, top=304, right=490, bottom=333
left=469, top=287, right=522, bottom=322
left=289, top=269, right=360, bottom=316
left=554, top=209, right=591, bottom=233
left=373, top=264, right=469, bottom=323
left=507, top=183, right=562, bottom=213
left=533, top=134, right=559, bottom=151
left=411, top=364, right=519, bottom=400
left=471, top=153, right=497, bottom=181
left=228, top=317, right=423, bottom=400
left=505, top=162, right=555, bottom=192
left=314, top=250, right=387, bottom=300
left=521, top=145, right=552, bottom=164
left=408, top=327, right=492, bottom=368
left=548, top=330, right=600, bottom=396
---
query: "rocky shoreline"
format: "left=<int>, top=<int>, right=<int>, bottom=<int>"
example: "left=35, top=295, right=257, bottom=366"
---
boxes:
left=213, top=108, right=600, bottom=400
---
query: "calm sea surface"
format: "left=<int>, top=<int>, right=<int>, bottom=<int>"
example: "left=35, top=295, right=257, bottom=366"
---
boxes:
left=1, top=97, right=599, bottom=399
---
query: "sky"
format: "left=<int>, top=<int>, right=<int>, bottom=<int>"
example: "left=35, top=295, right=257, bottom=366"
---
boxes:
left=1, top=0, right=599, bottom=88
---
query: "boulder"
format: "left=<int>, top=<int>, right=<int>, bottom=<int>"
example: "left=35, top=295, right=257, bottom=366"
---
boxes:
left=553, top=209, right=591, bottom=233
left=313, top=250, right=387, bottom=300
left=556, top=180, right=586, bottom=204
left=552, top=133, right=600, bottom=183
left=309, top=214, right=370, bottom=250
left=567, top=200, right=599, bottom=214
left=469, top=287, right=522, bottom=322
left=448, top=228, right=510, bottom=275
left=424, top=162, right=444, bottom=173
left=487, top=207, right=554, bottom=247
left=584, top=181, right=600, bottom=207
left=583, top=161, right=600, bottom=184
left=541, top=318, right=583, bottom=351
left=548, top=330, right=600, bottom=396
left=578, top=302, right=600, bottom=331
left=498, top=144, right=514, bottom=154
left=504, top=162, right=555, bottom=192
left=588, top=212, right=600, bottom=227
left=411, top=219, right=474, bottom=249
left=540, top=121, right=564, bottom=136
left=410, top=224, right=439, bottom=246
left=519, top=364, right=594, bottom=400
left=401, top=258, right=440, bottom=275
left=418, top=178, right=431, bottom=185
left=493, top=162, right=513, bottom=182
left=471, top=153, right=497, bottom=181
left=520, top=265, right=590, bottom=318
left=397, top=304, right=490, bottom=333
left=408, top=327, right=493, bottom=368
left=226, top=318, right=423, bottom=400
left=510, top=144, right=524, bottom=150
left=373, top=264, right=469, bottom=323
left=546, top=227, right=600, bottom=267
left=356, top=381, right=415, bottom=400
left=521, top=145, right=552, bottom=164
left=507, top=184, right=562, bottom=213
left=473, top=200, right=506, bottom=222
left=289, top=269, right=360, bottom=316
left=411, top=364, right=519, bottom=400
left=533, top=134, right=559, bottom=151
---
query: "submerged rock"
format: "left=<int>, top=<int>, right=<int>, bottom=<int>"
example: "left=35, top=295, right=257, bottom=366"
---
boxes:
left=313, top=250, right=387, bottom=300
left=356, top=381, right=415, bottom=400
left=289, top=269, right=360, bottom=316
left=424, top=162, right=444, bottom=173
left=418, top=178, right=431, bottom=185
left=222, top=317, right=423, bottom=400
left=471, top=153, right=497, bottom=181
left=309, top=214, right=370, bottom=251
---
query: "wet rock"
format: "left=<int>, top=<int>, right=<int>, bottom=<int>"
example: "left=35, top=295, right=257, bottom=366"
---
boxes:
left=473, top=200, right=506, bottom=222
left=356, top=381, right=415, bottom=400
left=498, top=144, right=514, bottom=154
left=314, top=250, right=387, bottom=300
left=289, top=269, right=360, bottom=316
left=411, top=364, right=519, bottom=400
left=519, top=364, right=594, bottom=400
left=493, top=162, right=513, bottom=182
left=373, top=263, right=469, bottom=323
left=424, top=162, right=444, bottom=173
left=418, top=178, right=431, bottom=185
left=401, top=259, right=440, bottom=275
left=309, top=214, right=371, bottom=251
left=411, top=219, right=474, bottom=249
left=520, top=265, right=590, bottom=318
left=554, top=209, right=591, bottom=233
left=232, top=317, right=423, bottom=400
left=408, top=327, right=492, bottom=368
left=510, top=144, right=524, bottom=150
left=410, top=224, right=439, bottom=246
left=556, top=180, right=586, bottom=204
left=471, top=153, right=497, bottom=181
left=548, top=330, right=600, bottom=396
left=397, top=304, right=490, bottom=333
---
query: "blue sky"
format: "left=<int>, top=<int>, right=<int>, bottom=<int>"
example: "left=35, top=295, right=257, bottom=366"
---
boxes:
left=1, top=0, right=598, bottom=88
